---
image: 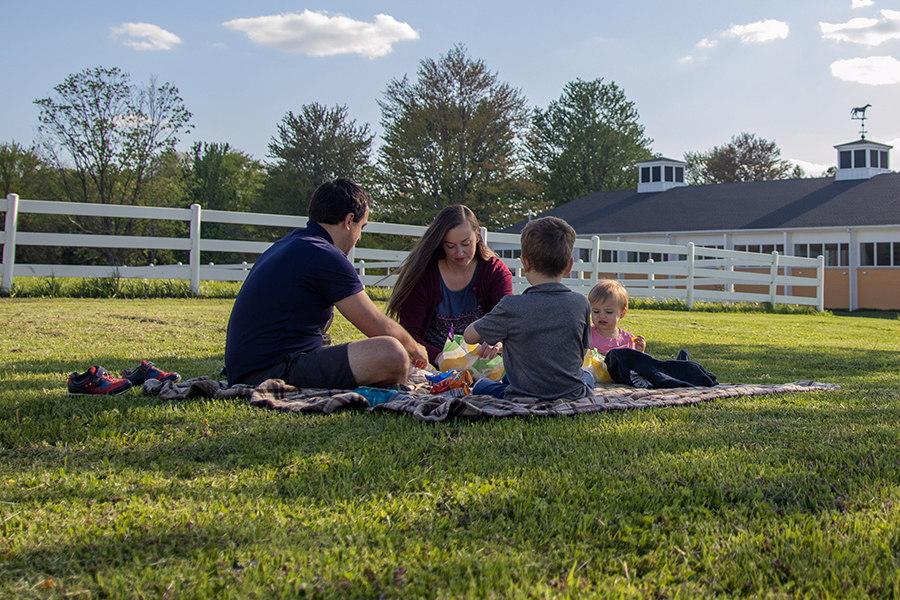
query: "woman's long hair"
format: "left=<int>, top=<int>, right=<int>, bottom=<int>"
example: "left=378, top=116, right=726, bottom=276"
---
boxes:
left=387, top=205, right=496, bottom=318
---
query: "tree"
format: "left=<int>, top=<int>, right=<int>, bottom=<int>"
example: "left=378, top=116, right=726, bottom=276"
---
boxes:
left=376, top=45, right=538, bottom=228
left=187, top=142, right=265, bottom=213
left=528, top=78, right=654, bottom=207
left=683, top=132, right=793, bottom=185
left=0, top=141, right=65, bottom=266
left=185, top=142, right=267, bottom=263
left=0, top=140, right=46, bottom=198
left=264, top=103, right=374, bottom=215
left=33, top=66, right=192, bottom=264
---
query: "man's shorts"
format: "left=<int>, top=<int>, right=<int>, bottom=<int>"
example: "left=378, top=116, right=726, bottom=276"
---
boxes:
left=243, top=344, right=358, bottom=389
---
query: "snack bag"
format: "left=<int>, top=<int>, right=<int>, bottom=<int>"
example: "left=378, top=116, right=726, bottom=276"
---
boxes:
left=583, top=349, right=613, bottom=383
left=436, top=333, right=505, bottom=381
left=429, top=369, right=473, bottom=395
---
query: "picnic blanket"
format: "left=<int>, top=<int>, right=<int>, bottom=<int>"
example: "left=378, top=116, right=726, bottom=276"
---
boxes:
left=143, top=375, right=840, bottom=423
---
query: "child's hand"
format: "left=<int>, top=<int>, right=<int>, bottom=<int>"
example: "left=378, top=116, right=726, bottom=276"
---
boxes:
left=632, top=335, right=646, bottom=352
left=477, top=342, right=502, bottom=360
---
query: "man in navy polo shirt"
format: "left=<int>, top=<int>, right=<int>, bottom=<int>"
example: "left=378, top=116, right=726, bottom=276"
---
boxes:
left=225, top=179, right=427, bottom=389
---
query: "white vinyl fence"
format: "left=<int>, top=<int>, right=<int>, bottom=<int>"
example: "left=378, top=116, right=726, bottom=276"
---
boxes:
left=1, top=193, right=825, bottom=310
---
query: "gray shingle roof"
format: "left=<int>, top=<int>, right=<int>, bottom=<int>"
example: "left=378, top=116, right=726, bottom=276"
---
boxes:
left=504, top=173, right=900, bottom=235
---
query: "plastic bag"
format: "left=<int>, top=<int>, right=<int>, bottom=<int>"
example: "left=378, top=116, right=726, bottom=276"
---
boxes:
left=428, top=369, right=473, bottom=395
left=583, top=349, right=613, bottom=383
left=436, top=334, right=505, bottom=381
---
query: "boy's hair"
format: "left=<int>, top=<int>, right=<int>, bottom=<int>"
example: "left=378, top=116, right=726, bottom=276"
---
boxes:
left=520, top=216, right=575, bottom=277
left=589, top=279, right=629, bottom=311
left=308, top=178, right=372, bottom=225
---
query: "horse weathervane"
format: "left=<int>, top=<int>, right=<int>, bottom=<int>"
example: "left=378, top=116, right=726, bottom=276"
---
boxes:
left=851, top=104, right=872, bottom=139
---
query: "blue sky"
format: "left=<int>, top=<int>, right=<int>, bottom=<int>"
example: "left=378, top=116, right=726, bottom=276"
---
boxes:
left=4, top=0, right=899, bottom=177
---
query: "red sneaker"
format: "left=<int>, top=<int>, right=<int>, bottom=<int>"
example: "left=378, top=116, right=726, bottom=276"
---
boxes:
left=67, top=366, right=133, bottom=396
left=121, top=360, right=181, bottom=384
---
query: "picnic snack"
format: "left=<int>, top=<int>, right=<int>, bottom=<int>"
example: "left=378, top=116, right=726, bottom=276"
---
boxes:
left=429, top=369, right=473, bottom=395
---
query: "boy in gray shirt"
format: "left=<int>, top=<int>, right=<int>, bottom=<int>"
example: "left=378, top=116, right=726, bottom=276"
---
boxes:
left=464, top=217, right=593, bottom=400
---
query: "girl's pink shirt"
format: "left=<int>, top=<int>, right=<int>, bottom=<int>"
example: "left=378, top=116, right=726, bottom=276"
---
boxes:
left=590, top=326, right=635, bottom=354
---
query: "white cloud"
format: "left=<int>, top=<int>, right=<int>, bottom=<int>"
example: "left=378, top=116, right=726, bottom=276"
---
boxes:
left=852, top=0, right=875, bottom=8
left=696, top=37, right=718, bottom=48
left=223, top=10, right=419, bottom=59
left=112, top=115, right=153, bottom=128
left=678, top=55, right=695, bottom=64
left=111, top=22, right=183, bottom=51
left=723, top=19, right=790, bottom=44
left=820, top=9, right=900, bottom=46
left=830, top=55, right=900, bottom=84
left=789, top=159, right=830, bottom=178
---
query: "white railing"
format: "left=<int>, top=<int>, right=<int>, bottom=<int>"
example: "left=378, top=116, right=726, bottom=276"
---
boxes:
left=1, top=193, right=825, bottom=310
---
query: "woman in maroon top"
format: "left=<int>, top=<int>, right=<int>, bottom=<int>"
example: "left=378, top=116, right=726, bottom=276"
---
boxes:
left=387, top=205, right=513, bottom=367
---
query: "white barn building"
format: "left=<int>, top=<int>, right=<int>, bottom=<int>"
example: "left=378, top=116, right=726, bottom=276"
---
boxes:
left=502, top=137, right=899, bottom=311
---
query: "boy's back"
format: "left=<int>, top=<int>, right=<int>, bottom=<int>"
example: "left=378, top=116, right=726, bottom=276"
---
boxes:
left=473, top=282, right=592, bottom=400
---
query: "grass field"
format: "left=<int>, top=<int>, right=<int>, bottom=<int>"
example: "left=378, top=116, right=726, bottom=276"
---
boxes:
left=1, top=298, right=900, bottom=598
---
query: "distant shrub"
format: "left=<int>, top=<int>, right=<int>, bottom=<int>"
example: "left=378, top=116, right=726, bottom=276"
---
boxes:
left=72, top=274, right=123, bottom=298
left=2, top=278, right=827, bottom=314
left=7, top=277, right=242, bottom=299
left=630, top=297, right=826, bottom=315
left=365, top=286, right=393, bottom=302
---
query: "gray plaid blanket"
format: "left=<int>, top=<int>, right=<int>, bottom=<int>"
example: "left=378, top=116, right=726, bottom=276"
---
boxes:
left=143, top=375, right=840, bottom=423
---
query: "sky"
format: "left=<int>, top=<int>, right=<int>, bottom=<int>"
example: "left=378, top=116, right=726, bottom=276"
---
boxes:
left=4, top=0, right=900, bottom=178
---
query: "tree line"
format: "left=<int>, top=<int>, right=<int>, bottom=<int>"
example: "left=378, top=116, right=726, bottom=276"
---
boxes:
left=1, top=45, right=805, bottom=267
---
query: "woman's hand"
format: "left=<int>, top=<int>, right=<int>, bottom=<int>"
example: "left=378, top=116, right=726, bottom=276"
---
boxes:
left=477, top=342, right=502, bottom=360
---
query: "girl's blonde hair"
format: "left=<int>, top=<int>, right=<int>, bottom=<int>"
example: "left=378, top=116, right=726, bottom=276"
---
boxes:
left=588, top=280, right=629, bottom=311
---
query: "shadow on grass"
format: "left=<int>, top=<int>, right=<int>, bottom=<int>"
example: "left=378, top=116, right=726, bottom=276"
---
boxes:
left=2, top=341, right=898, bottom=509
left=645, top=341, right=896, bottom=385
left=0, top=355, right=225, bottom=390
left=6, top=394, right=900, bottom=597
left=4, top=386, right=898, bottom=504
left=831, top=309, right=900, bottom=320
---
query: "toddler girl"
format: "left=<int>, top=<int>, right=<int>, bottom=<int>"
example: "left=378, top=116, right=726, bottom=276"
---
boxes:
left=588, top=280, right=646, bottom=354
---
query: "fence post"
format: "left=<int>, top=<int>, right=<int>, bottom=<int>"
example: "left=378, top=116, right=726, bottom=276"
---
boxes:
left=1, top=194, right=19, bottom=295
left=726, top=256, right=734, bottom=294
left=817, top=254, right=825, bottom=312
left=359, top=259, right=366, bottom=277
left=686, top=242, right=695, bottom=310
left=190, top=203, right=201, bottom=296
left=647, top=258, right=655, bottom=290
left=479, top=226, right=488, bottom=246
left=769, top=251, right=780, bottom=307
left=591, top=236, right=600, bottom=285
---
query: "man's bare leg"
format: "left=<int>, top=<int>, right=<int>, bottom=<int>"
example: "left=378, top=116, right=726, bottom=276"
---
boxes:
left=347, top=337, right=410, bottom=386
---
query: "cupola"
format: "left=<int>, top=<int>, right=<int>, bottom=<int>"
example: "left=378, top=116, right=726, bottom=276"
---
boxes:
left=834, top=139, right=892, bottom=181
left=636, top=157, right=687, bottom=193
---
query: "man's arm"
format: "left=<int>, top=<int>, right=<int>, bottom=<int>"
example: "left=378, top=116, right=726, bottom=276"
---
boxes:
left=335, top=291, right=427, bottom=366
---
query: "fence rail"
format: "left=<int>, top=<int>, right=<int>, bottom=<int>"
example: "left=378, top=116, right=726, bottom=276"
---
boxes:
left=1, top=194, right=825, bottom=310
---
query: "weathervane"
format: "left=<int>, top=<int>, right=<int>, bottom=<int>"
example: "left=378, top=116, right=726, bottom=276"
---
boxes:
left=850, top=104, right=872, bottom=139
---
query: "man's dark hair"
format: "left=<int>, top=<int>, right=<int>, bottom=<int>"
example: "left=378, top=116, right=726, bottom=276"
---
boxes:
left=308, top=178, right=372, bottom=224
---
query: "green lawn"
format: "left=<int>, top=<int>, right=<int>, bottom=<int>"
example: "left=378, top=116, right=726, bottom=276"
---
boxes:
left=1, top=298, right=900, bottom=598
